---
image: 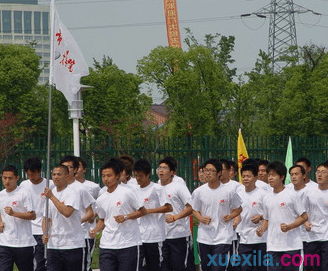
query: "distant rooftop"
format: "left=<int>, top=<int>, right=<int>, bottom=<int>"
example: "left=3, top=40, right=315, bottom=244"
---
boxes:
left=0, top=0, right=38, bottom=4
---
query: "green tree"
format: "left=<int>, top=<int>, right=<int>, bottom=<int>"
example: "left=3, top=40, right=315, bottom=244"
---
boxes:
left=137, top=31, right=236, bottom=136
left=81, top=56, right=152, bottom=138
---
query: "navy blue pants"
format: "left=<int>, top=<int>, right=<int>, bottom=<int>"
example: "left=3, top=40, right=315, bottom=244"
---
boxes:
left=238, top=243, right=267, bottom=271
left=267, top=250, right=302, bottom=271
left=198, top=243, right=231, bottom=271
left=34, top=235, right=46, bottom=271
left=47, top=248, right=83, bottom=271
left=304, top=241, right=327, bottom=271
left=0, top=245, right=34, bottom=271
left=99, top=246, right=140, bottom=271
left=140, top=242, right=163, bottom=271
left=162, top=236, right=195, bottom=271
left=83, top=238, right=95, bottom=271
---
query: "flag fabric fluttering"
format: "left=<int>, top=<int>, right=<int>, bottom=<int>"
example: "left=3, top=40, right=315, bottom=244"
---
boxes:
left=237, top=129, right=249, bottom=182
left=51, top=6, right=89, bottom=105
left=285, top=137, right=293, bottom=185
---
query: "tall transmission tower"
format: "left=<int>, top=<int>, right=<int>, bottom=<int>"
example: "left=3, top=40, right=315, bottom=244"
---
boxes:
left=242, top=1, right=321, bottom=72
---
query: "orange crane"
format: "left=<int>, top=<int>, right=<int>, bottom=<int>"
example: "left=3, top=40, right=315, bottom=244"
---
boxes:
left=164, top=0, right=182, bottom=48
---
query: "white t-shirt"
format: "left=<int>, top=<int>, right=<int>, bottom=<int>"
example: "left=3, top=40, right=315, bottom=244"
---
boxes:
left=0, top=186, right=37, bottom=247
left=68, top=181, right=95, bottom=238
left=46, top=185, right=85, bottom=249
left=136, top=182, right=170, bottom=243
left=20, top=178, right=55, bottom=235
left=192, top=183, right=242, bottom=245
left=161, top=181, right=192, bottom=239
left=236, top=187, right=267, bottom=244
left=304, top=187, right=328, bottom=242
left=98, top=182, right=137, bottom=197
left=158, top=175, right=186, bottom=186
left=129, top=177, right=138, bottom=186
left=263, top=188, right=306, bottom=251
left=96, top=185, right=143, bottom=249
left=286, top=179, right=317, bottom=190
left=221, top=180, right=242, bottom=241
left=256, top=180, right=272, bottom=192
left=79, top=180, right=101, bottom=238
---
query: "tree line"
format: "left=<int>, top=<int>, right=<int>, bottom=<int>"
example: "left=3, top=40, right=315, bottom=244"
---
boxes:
left=1, top=30, right=328, bottom=161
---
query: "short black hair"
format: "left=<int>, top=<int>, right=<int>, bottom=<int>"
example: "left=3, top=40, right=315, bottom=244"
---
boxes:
left=118, top=155, right=134, bottom=177
left=219, top=159, right=230, bottom=170
left=159, top=157, right=176, bottom=172
left=53, top=164, right=69, bottom=174
left=267, top=161, right=287, bottom=183
left=2, top=165, right=18, bottom=176
left=77, top=157, right=87, bottom=169
left=289, top=165, right=305, bottom=175
left=242, top=158, right=258, bottom=167
left=229, top=160, right=238, bottom=173
left=296, top=157, right=311, bottom=168
left=258, top=159, right=269, bottom=167
left=164, top=157, right=178, bottom=171
left=108, top=157, right=125, bottom=173
left=24, top=157, right=42, bottom=172
left=134, top=159, right=151, bottom=175
left=60, top=155, right=79, bottom=169
left=316, top=164, right=328, bottom=171
left=203, top=158, right=222, bottom=173
left=241, top=164, right=258, bottom=177
left=101, top=158, right=122, bottom=175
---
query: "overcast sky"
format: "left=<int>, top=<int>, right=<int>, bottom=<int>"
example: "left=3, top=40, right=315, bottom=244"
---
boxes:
left=41, top=0, right=328, bottom=102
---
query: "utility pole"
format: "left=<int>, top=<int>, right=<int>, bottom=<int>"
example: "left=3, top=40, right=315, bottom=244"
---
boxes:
left=242, top=1, right=321, bottom=72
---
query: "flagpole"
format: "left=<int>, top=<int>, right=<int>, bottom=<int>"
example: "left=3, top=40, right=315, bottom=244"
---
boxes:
left=44, top=0, right=56, bottom=260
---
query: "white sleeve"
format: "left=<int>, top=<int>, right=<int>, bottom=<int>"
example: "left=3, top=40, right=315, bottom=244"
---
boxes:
left=229, top=190, right=242, bottom=210
left=96, top=198, right=105, bottom=219
left=293, top=193, right=306, bottom=216
left=191, top=189, right=201, bottom=212
left=23, top=191, right=34, bottom=212
left=127, top=190, right=143, bottom=211
left=156, top=186, right=171, bottom=206
left=81, top=188, right=96, bottom=209
left=177, top=184, right=192, bottom=206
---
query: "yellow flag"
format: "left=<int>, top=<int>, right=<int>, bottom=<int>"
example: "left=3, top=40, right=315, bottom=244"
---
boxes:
left=237, top=129, right=249, bottom=181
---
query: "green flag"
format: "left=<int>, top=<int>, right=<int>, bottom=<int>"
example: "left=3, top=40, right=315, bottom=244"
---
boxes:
left=285, top=137, right=293, bottom=185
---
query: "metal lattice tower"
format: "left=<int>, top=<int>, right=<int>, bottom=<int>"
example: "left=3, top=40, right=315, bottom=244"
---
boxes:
left=268, top=0, right=297, bottom=71
left=242, top=1, right=321, bottom=72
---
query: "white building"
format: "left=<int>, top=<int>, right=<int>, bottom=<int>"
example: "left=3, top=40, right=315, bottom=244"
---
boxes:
left=0, top=0, right=50, bottom=84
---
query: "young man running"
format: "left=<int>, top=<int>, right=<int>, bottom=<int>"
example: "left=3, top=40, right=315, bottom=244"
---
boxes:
left=134, top=158, right=173, bottom=271
left=256, top=161, right=308, bottom=271
left=90, top=159, right=147, bottom=271
left=20, top=157, right=54, bottom=271
left=0, top=165, right=36, bottom=271
left=158, top=157, right=195, bottom=271
left=192, top=158, right=242, bottom=271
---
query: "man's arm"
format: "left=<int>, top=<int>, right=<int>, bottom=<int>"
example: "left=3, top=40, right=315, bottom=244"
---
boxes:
left=256, top=219, right=268, bottom=237
left=146, top=203, right=173, bottom=214
left=192, top=210, right=211, bottom=225
left=166, top=203, right=192, bottom=223
left=89, top=218, right=105, bottom=238
left=223, top=207, right=242, bottom=223
left=4, top=207, right=36, bottom=220
left=81, top=205, right=93, bottom=223
left=114, top=206, right=147, bottom=223
left=44, top=188, right=74, bottom=218
left=281, top=212, right=308, bottom=233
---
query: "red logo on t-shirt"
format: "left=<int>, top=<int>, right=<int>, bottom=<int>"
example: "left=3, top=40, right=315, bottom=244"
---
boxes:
left=41, top=192, right=46, bottom=197
left=168, top=194, right=172, bottom=198
left=116, top=201, right=122, bottom=207
left=12, top=201, right=18, bottom=206
left=144, top=198, right=149, bottom=203
left=252, top=201, right=257, bottom=206
left=279, top=202, right=286, bottom=208
left=219, top=199, right=226, bottom=204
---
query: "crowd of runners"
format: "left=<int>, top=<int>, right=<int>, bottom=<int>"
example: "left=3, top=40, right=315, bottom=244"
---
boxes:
left=0, top=155, right=327, bottom=271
